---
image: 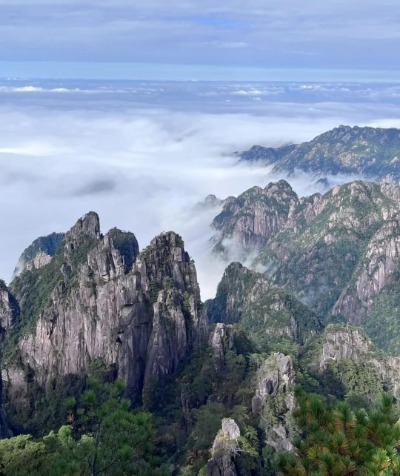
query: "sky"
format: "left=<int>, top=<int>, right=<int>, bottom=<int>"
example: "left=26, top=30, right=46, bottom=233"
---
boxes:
left=0, top=0, right=400, bottom=80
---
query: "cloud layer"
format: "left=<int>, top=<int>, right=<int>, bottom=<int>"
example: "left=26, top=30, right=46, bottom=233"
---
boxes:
left=1, top=79, right=400, bottom=298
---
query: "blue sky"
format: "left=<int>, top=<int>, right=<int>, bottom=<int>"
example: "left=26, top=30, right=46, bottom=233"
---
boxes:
left=0, top=0, right=399, bottom=80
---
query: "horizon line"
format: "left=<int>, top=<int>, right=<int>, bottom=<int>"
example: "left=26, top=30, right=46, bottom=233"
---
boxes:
left=0, top=61, right=400, bottom=83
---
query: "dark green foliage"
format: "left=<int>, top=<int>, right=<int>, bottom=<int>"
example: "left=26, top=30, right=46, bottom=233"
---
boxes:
left=277, top=391, right=400, bottom=475
left=5, top=373, right=86, bottom=436
left=206, top=262, right=321, bottom=351
left=140, top=341, right=260, bottom=475
left=149, top=279, right=160, bottom=304
left=364, top=276, right=400, bottom=355
left=0, top=380, right=169, bottom=476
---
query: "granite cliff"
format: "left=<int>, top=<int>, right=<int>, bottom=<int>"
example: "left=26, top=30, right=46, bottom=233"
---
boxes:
left=2, top=212, right=207, bottom=432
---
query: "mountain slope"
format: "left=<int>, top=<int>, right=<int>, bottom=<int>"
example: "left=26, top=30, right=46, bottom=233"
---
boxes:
left=239, top=125, right=400, bottom=179
left=206, top=262, right=321, bottom=349
left=211, top=179, right=400, bottom=353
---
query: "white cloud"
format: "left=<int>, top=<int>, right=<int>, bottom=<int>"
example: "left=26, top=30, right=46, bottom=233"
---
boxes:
left=0, top=80, right=399, bottom=299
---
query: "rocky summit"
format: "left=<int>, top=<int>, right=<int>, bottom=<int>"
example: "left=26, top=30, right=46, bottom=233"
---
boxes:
left=239, top=125, right=400, bottom=180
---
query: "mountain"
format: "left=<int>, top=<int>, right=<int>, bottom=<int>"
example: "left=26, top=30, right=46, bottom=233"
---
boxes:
left=239, top=125, right=400, bottom=179
left=2, top=203, right=400, bottom=474
left=2, top=212, right=207, bottom=434
left=206, top=262, right=321, bottom=349
left=212, top=180, right=298, bottom=257
left=211, top=179, right=400, bottom=354
left=12, top=232, right=65, bottom=277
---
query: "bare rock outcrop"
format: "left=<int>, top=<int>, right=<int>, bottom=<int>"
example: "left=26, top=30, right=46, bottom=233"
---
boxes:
left=12, top=232, right=65, bottom=278
left=209, top=323, right=234, bottom=369
left=252, top=353, right=296, bottom=453
left=212, top=180, right=299, bottom=258
left=0, top=281, right=17, bottom=438
left=207, top=418, right=240, bottom=476
left=0, top=280, right=19, bottom=337
left=333, top=213, right=400, bottom=324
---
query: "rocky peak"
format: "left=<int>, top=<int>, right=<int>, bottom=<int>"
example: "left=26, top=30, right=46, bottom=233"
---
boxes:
left=3, top=215, right=207, bottom=432
left=211, top=180, right=299, bottom=257
left=64, top=211, right=101, bottom=251
left=264, top=179, right=295, bottom=197
left=137, top=232, right=198, bottom=296
left=252, top=353, right=296, bottom=453
left=209, top=323, right=234, bottom=369
left=207, top=418, right=240, bottom=476
left=207, top=262, right=272, bottom=325
left=199, top=194, right=225, bottom=209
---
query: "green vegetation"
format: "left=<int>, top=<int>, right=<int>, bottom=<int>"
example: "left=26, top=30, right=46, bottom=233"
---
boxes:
left=4, top=236, right=97, bottom=363
left=206, top=262, right=321, bottom=351
left=278, top=391, right=400, bottom=476
left=0, top=379, right=168, bottom=476
left=364, top=278, right=400, bottom=355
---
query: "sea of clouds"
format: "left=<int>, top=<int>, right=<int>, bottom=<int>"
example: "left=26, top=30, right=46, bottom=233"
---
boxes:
left=1, top=79, right=400, bottom=299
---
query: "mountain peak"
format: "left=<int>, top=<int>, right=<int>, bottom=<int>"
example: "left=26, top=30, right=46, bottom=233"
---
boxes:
left=65, top=211, right=101, bottom=250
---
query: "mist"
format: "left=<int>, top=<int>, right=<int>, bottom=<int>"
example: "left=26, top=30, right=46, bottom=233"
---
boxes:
left=1, top=80, right=400, bottom=299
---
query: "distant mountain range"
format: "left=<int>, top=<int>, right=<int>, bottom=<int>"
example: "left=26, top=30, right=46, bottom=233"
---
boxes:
left=239, top=125, right=400, bottom=179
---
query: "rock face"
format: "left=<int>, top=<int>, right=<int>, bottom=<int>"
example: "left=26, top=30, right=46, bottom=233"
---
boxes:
left=206, top=262, right=321, bottom=348
left=252, top=353, right=296, bottom=453
left=239, top=125, right=400, bottom=179
left=333, top=212, right=400, bottom=324
left=211, top=179, right=400, bottom=353
left=207, top=418, right=240, bottom=476
left=209, top=323, right=234, bottom=369
left=308, top=326, right=400, bottom=397
left=13, top=232, right=65, bottom=277
left=0, top=280, right=19, bottom=338
left=3, top=212, right=207, bottom=428
left=0, top=281, right=18, bottom=438
left=212, top=180, right=298, bottom=258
